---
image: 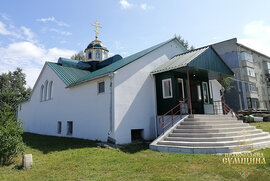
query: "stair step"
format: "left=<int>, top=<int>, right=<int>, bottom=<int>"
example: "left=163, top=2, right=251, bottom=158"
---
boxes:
left=177, top=123, right=248, bottom=129
left=173, top=126, right=256, bottom=133
left=164, top=133, right=269, bottom=142
left=168, top=129, right=262, bottom=138
left=150, top=114, right=270, bottom=154
left=180, top=120, right=243, bottom=125
left=184, top=118, right=237, bottom=122
left=157, top=136, right=270, bottom=147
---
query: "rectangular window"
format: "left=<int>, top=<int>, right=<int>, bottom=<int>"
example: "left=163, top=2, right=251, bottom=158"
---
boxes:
left=67, top=121, right=73, bottom=135
left=57, top=121, right=62, bottom=134
left=241, top=52, right=253, bottom=62
left=98, top=81, right=105, bottom=93
left=162, top=79, right=173, bottom=99
left=202, top=82, right=209, bottom=103
left=197, top=85, right=202, bottom=100
left=244, top=67, right=255, bottom=77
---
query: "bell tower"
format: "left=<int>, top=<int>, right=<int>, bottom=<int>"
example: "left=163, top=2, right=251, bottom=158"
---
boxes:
left=84, top=21, right=109, bottom=62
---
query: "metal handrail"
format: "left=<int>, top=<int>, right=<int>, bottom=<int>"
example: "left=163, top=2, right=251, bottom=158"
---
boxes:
left=213, top=100, right=240, bottom=119
left=159, top=98, right=189, bottom=134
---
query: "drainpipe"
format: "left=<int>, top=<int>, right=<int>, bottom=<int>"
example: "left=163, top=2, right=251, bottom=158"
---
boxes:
left=150, top=73, right=158, bottom=138
left=108, top=72, right=115, bottom=143
left=187, top=68, right=193, bottom=116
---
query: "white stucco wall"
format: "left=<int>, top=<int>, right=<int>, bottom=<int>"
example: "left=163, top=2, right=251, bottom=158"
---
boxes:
left=18, top=64, right=111, bottom=141
left=113, top=41, right=185, bottom=143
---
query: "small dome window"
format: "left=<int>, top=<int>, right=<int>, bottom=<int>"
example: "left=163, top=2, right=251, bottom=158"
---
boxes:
left=96, top=50, right=101, bottom=60
left=88, top=52, right=92, bottom=59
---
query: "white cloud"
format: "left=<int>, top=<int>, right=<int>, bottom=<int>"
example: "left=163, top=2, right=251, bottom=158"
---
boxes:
left=49, top=28, right=72, bottom=36
left=239, top=20, right=270, bottom=57
left=46, top=47, right=76, bottom=61
left=120, top=0, right=132, bottom=9
left=0, top=41, right=76, bottom=87
left=1, top=13, right=10, bottom=21
left=0, top=16, right=76, bottom=87
left=37, top=16, right=70, bottom=27
left=21, top=26, right=35, bottom=42
left=0, top=21, right=11, bottom=35
left=0, top=21, right=31, bottom=39
left=140, top=3, right=153, bottom=10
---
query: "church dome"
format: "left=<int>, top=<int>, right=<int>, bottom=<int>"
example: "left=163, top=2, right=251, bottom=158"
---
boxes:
left=85, top=39, right=108, bottom=52
left=84, top=21, right=109, bottom=62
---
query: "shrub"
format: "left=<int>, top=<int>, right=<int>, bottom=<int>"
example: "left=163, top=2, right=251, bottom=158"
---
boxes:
left=0, top=105, right=24, bottom=166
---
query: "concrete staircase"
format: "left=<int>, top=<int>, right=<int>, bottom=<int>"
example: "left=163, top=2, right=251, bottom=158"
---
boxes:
left=150, top=115, right=270, bottom=154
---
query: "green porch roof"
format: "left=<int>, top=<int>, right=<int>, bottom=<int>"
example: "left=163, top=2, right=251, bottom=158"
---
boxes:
left=47, top=62, right=90, bottom=86
left=17, top=97, right=30, bottom=105
left=68, top=37, right=187, bottom=87
left=151, top=46, right=234, bottom=75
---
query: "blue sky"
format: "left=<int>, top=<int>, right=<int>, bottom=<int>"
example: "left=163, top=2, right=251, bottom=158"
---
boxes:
left=1, top=0, right=270, bottom=87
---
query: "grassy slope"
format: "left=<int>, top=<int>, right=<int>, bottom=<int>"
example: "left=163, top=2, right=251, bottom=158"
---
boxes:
left=0, top=123, right=269, bottom=181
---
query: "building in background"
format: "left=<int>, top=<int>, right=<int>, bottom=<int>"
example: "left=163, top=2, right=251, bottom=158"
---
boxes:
left=212, top=38, right=270, bottom=112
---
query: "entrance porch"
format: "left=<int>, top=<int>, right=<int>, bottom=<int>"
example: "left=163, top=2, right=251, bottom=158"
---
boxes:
left=151, top=46, right=234, bottom=135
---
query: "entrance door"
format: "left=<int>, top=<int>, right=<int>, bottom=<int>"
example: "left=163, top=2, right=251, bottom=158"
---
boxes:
left=190, top=80, right=204, bottom=114
left=178, top=78, right=188, bottom=114
left=202, top=81, right=214, bottom=114
left=177, top=78, right=185, bottom=101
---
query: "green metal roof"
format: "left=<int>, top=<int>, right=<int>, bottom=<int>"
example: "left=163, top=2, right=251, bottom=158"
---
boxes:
left=58, top=57, right=91, bottom=70
left=17, top=97, right=30, bottom=104
left=69, top=37, right=187, bottom=87
left=151, top=46, right=234, bottom=75
left=47, top=62, right=90, bottom=86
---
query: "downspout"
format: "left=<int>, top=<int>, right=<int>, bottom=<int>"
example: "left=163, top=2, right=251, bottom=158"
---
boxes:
left=108, top=72, right=116, bottom=143
left=151, top=73, right=158, bottom=138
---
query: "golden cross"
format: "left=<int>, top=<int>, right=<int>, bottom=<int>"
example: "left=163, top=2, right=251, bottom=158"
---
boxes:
left=92, top=21, right=102, bottom=40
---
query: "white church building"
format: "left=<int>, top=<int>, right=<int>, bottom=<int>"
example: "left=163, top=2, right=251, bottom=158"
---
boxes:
left=17, top=24, right=234, bottom=144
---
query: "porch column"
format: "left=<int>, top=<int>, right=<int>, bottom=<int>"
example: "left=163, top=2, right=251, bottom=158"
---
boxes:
left=186, top=69, right=193, bottom=115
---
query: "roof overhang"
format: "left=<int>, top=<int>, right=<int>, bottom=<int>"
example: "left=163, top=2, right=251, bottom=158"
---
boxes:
left=151, top=46, right=234, bottom=76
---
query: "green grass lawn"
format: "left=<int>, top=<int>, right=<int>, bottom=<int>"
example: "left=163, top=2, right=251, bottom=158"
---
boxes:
left=1, top=123, right=270, bottom=181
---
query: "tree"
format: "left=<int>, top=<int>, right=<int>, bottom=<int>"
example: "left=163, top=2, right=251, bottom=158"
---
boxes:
left=70, top=51, right=86, bottom=61
left=0, top=68, right=31, bottom=114
left=218, top=75, right=235, bottom=93
left=0, top=68, right=29, bottom=165
left=174, top=34, right=195, bottom=51
left=0, top=104, right=24, bottom=165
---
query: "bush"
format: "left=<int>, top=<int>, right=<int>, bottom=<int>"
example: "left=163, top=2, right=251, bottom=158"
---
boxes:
left=0, top=106, right=24, bottom=166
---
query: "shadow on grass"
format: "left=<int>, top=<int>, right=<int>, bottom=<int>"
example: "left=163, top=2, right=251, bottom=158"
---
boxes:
left=22, top=133, right=98, bottom=154
left=119, top=142, right=149, bottom=154
left=22, top=133, right=150, bottom=154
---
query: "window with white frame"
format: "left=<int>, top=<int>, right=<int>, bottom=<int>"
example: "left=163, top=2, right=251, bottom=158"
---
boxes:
left=177, top=78, right=185, bottom=100
left=202, top=82, right=209, bottom=103
left=244, top=67, right=255, bottom=77
left=162, top=79, right=173, bottom=99
left=98, top=81, right=105, bottom=93
left=241, top=52, right=253, bottom=62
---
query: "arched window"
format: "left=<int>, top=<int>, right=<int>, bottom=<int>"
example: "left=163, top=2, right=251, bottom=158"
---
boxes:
left=96, top=50, right=101, bottom=59
left=103, top=52, right=107, bottom=59
left=48, top=81, right=53, bottom=100
left=40, top=85, right=44, bottom=101
left=44, top=80, right=48, bottom=101
left=88, top=52, right=92, bottom=59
